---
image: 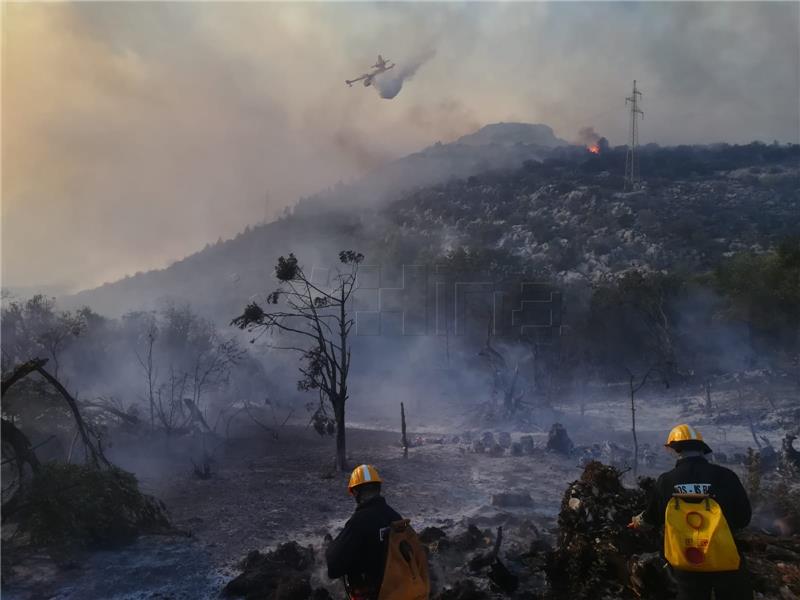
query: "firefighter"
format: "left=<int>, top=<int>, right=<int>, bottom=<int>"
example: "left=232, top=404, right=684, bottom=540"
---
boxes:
left=326, top=464, right=402, bottom=599
left=629, top=424, right=753, bottom=600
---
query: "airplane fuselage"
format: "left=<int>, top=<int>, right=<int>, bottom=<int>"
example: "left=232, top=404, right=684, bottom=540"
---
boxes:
left=345, top=59, right=394, bottom=88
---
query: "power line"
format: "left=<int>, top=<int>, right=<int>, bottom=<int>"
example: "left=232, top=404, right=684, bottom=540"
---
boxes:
left=624, top=80, right=644, bottom=192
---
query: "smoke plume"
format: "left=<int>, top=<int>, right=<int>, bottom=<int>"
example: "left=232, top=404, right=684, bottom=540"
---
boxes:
left=577, top=126, right=602, bottom=146
left=577, top=126, right=609, bottom=153
left=373, top=48, right=436, bottom=100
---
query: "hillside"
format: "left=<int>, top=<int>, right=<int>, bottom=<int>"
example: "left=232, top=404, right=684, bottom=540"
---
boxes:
left=388, top=143, right=800, bottom=278
left=293, top=122, right=568, bottom=213
left=63, top=129, right=799, bottom=320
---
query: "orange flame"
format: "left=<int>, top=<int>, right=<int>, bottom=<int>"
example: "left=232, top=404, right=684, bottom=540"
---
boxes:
left=588, top=144, right=600, bottom=154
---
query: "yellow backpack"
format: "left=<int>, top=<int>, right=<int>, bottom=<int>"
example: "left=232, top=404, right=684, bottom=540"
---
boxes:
left=664, top=494, right=740, bottom=572
left=378, top=520, right=430, bottom=600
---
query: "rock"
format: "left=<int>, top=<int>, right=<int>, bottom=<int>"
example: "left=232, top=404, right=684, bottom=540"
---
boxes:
left=498, top=432, right=512, bottom=448
left=511, top=442, right=523, bottom=456
left=519, top=435, right=535, bottom=455
left=628, top=552, right=675, bottom=599
left=491, top=492, right=534, bottom=508
left=274, top=576, right=312, bottom=600
left=419, top=526, right=448, bottom=544
left=452, top=524, right=491, bottom=552
left=488, top=443, right=505, bottom=457
left=546, top=423, right=574, bottom=456
left=488, top=560, right=519, bottom=594
left=223, top=542, right=315, bottom=598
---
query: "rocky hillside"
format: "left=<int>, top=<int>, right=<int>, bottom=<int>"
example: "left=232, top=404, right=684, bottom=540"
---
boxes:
left=387, top=143, right=799, bottom=279
left=293, top=122, right=568, bottom=213
left=62, top=128, right=799, bottom=319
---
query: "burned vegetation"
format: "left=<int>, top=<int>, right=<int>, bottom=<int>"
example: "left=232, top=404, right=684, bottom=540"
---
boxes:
left=215, top=459, right=799, bottom=599
left=1, top=359, right=171, bottom=572
left=1, top=139, right=799, bottom=599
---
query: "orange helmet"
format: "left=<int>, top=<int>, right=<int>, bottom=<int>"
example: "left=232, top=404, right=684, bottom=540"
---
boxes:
left=665, top=424, right=712, bottom=454
left=347, top=464, right=382, bottom=495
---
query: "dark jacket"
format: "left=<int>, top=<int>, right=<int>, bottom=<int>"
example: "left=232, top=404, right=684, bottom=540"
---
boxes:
left=326, top=495, right=403, bottom=588
left=642, top=455, right=752, bottom=530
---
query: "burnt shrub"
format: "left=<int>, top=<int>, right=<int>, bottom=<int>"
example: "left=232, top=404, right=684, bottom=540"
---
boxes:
left=23, top=463, right=169, bottom=548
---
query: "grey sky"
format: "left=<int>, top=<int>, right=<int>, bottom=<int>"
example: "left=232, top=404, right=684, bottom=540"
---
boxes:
left=3, top=2, right=798, bottom=292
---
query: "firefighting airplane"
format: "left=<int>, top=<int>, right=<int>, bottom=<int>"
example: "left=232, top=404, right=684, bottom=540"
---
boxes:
left=345, top=55, right=395, bottom=88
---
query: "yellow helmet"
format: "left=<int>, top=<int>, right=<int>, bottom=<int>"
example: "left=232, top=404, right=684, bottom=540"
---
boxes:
left=665, top=424, right=712, bottom=454
left=347, top=464, right=383, bottom=495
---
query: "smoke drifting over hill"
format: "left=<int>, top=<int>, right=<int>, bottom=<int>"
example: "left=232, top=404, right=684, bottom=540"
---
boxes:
left=3, top=2, right=798, bottom=293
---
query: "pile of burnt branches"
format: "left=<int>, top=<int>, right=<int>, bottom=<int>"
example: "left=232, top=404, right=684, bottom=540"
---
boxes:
left=222, top=542, right=333, bottom=600
left=545, top=461, right=670, bottom=600
left=547, top=461, right=800, bottom=600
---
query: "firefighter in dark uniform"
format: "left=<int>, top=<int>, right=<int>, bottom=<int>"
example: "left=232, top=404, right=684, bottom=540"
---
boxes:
left=629, top=424, right=753, bottom=600
left=326, top=464, right=402, bottom=600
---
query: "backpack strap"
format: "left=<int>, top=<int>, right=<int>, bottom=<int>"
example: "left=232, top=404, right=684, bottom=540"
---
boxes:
left=390, top=519, right=410, bottom=533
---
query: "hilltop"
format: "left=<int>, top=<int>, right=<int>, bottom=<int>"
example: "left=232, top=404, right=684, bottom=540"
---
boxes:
left=62, top=127, right=799, bottom=320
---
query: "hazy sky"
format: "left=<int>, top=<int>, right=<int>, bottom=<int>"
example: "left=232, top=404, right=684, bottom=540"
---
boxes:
left=3, top=2, right=798, bottom=292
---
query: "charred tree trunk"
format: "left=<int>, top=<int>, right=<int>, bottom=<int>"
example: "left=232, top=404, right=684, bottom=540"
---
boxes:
left=704, top=380, right=713, bottom=415
left=401, top=402, right=408, bottom=459
left=333, top=399, right=346, bottom=472
left=748, top=415, right=762, bottom=449
left=2, top=361, right=45, bottom=480
left=82, top=401, right=140, bottom=427
left=1, top=417, right=41, bottom=474
left=1, top=358, right=47, bottom=396
left=2, top=357, right=110, bottom=469
left=629, top=374, right=640, bottom=479
left=34, top=365, right=110, bottom=468
left=503, top=366, right=520, bottom=415
left=625, top=365, right=666, bottom=480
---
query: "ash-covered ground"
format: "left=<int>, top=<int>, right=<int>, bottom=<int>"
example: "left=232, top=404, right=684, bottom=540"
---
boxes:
left=4, top=381, right=796, bottom=600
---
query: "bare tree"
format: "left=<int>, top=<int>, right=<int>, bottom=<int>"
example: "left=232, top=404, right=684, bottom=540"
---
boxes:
left=134, top=316, right=159, bottom=428
left=155, top=368, right=190, bottom=434
left=232, top=250, right=362, bottom=471
left=189, top=334, right=243, bottom=421
left=479, top=313, right=525, bottom=417
left=625, top=364, right=669, bottom=478
left=133, top=308, right=241, bottom=435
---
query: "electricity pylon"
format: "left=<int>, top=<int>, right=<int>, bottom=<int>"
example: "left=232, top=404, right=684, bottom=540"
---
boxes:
left=624, top=80, right=643, bottom=192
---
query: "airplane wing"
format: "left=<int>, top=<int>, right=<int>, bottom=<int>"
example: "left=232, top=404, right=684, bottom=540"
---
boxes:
left=346, top=74, right=367, bottom=86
